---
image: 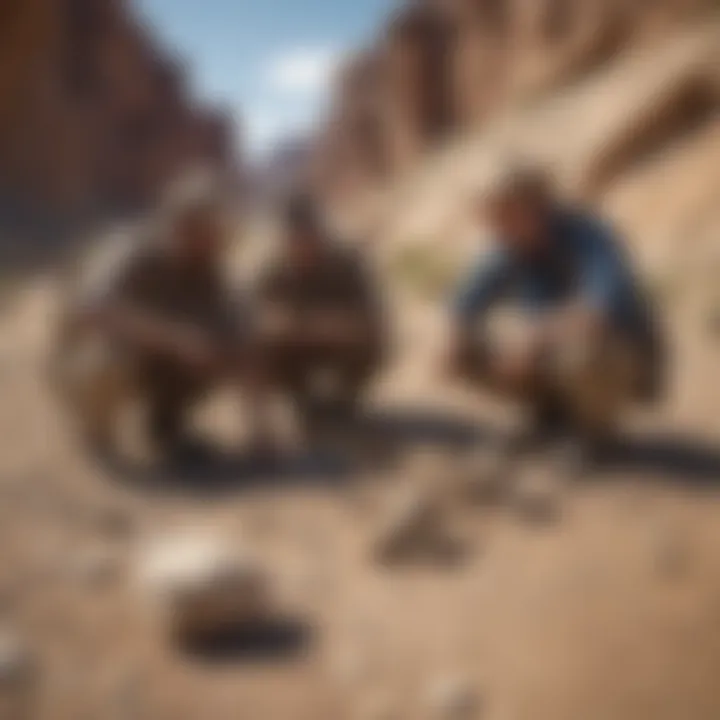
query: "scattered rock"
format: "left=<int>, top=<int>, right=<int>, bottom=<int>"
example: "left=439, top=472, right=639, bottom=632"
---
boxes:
left=372, top=477, right=468, bottom=566
left=372, top=482, right=443, bottom=564
left=427, top=676, right=480, bottom=719
left=135, top=532, right=273, bottom=642
left=547, top=439, right=591, bottom=484
left=460, top=445, right=511, bottom=506
left=512, top=467, right=563, bottom=524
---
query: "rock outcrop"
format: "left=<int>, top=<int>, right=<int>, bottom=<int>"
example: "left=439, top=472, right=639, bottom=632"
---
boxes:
left=314, top=0, right=717, bottom=201
left=0, top=0, right=240, bottom=262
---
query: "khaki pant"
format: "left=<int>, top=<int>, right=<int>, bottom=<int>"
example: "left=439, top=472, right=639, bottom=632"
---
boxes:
left=261, top=335, right=382, bottom=419
left=456, top=322, right=653, bottom=437
left=50, top=332, right=214, bottom=451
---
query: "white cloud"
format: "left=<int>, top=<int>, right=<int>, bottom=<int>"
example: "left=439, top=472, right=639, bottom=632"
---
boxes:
left=265, top=47, right=341, bottom=96
left=242, top=46, right=343, bottom=159
left=245, top=105, right=315, bottom=159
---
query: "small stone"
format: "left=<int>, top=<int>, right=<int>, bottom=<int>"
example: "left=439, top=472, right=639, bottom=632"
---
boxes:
left=427, top=676, right=480, bottom=719
left=547, top=439, right=590, bottom=483
left=372, top=482, right=442, bottom=564
left=135, top=532, right=272, bottom=642
left=512, top=467, right=562, bottom=524
left=461, top=446, right=510, bottom=506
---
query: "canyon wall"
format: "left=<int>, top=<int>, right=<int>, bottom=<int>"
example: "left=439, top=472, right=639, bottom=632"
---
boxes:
left=313, top=0, right=716, bottom=202
left=0, top=0, right=239, bottom=260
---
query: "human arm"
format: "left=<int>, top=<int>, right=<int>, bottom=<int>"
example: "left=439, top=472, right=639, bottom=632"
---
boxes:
left=446, top=249, right=511, bottom=376
left=548, top=216, right=631, bottom=341
left=76, top=246, right=222, bottom=370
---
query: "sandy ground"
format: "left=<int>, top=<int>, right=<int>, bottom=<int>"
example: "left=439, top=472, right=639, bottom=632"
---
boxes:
left=1, top=247, right=720, bottom=720
left=1, top=24, right=720, bottom=716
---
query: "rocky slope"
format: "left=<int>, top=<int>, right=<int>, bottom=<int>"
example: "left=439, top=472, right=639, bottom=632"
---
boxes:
left=313, top=0, right=719, bottom=211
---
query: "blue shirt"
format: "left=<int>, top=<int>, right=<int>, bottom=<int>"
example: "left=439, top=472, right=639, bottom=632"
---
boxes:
left=452, top=209, right=654, bottom=341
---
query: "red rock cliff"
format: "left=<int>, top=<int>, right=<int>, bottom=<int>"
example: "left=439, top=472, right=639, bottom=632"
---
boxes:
left=0, top=0, right=240, bottom=250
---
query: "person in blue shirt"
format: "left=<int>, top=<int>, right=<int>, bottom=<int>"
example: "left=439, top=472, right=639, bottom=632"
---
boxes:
left=448, top=165, right=666, bottom=444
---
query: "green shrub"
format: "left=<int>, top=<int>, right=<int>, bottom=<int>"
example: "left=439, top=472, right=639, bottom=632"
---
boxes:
left=390, top=243, right=460, bottom=301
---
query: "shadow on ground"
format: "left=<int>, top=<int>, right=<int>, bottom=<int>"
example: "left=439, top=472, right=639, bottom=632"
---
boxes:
left=96, top=402, right=720, bottom=497
left=600, top=432, right=720, bottom=489
left=97, top=403, right=488, bottom=497
left=181, top=617, right=313, bottom=666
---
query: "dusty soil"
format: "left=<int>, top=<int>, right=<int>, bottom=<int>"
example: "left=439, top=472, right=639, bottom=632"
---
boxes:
left=1, top=23, right=719, bottom=718
left=1, top=249, right=720, bottom=720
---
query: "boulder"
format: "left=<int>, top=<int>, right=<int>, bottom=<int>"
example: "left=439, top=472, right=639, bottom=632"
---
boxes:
left=135, top=532, right=272, bottom=642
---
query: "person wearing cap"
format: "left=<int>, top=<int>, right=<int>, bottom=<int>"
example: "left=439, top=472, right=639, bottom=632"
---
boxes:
left=256, top=193, right=385, bottom=433
left=53, top=169, right=273, bottom=462
left=447, top=164, right=666, bottom=448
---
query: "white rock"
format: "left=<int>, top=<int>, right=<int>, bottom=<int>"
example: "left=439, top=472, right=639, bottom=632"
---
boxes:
left=135, top=532, right=271, bottom=641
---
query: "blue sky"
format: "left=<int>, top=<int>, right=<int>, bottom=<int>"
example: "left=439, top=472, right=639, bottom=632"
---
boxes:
left=137, top=0, right=397, bottom=159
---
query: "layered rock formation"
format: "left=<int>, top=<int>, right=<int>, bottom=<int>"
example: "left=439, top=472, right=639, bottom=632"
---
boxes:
left=0, top=0, right=239, bottom=259
left=314, top=0, right=717, bottom=201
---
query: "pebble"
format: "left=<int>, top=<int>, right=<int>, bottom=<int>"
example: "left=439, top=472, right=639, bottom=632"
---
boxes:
left=372, top=482, right=443, bottom=564
left=512, top=467, right=563, bottom=524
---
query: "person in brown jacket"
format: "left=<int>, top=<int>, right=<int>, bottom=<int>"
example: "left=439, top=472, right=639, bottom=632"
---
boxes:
left=53, top=170, right=273, bottom=463
left=256, top=194, right=386, bottom=432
